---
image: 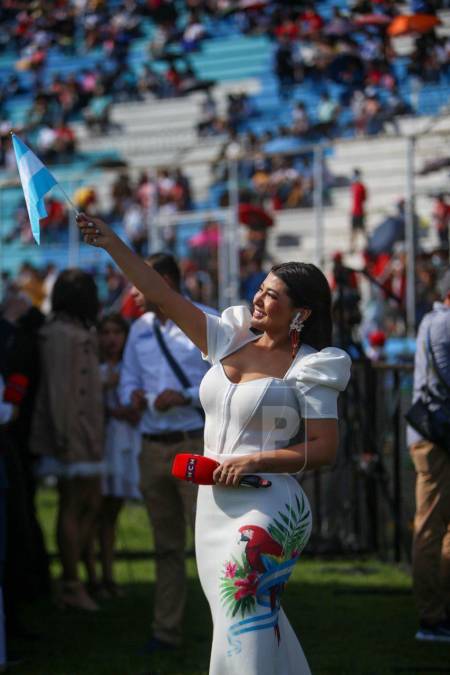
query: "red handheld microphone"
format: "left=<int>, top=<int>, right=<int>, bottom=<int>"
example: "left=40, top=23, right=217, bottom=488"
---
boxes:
left=171, top=454, right=271, bottom=488
left=3, top=373, right=29, bottom=405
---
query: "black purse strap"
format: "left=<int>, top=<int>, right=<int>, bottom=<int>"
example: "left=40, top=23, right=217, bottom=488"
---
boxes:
left=153, top=320, right=205, bottom=421
left=426, top=325, right=450, bottom=397
left=154, top=321, right=191, bottom=389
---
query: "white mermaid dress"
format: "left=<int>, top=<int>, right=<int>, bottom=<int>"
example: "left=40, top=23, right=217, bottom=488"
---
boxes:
left=196, top=306, right=351, bottom=675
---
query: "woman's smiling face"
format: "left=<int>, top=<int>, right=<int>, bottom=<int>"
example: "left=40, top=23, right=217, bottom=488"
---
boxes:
left=250, top=272, right=296, bottom=334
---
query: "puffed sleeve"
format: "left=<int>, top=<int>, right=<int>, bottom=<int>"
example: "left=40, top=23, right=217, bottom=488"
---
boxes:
left=294, top=347, right=351, bottom=419
left=202, top=305, right=255, bottom=365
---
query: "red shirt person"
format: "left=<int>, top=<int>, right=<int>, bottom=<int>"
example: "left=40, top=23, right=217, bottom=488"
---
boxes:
left=350, top=168, right=368, bottom=252
left=432, top=194, right=450, bottom=249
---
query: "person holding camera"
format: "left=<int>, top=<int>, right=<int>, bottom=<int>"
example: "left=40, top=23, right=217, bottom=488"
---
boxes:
left=408, top=270, right=450, bottom=643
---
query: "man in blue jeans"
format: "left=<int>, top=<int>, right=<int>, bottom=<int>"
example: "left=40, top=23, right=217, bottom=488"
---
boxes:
left=408, top=270, right=450, bottom=642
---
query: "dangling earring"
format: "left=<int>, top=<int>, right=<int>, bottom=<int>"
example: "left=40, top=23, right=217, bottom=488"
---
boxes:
left=289, top=313, right=304, bottom=360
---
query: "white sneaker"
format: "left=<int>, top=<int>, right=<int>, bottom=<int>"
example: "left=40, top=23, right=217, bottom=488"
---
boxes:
left=415, top=621, right=450, bottom=643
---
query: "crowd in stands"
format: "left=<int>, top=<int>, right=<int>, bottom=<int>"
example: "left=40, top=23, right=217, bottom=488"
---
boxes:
left=210, top=140, right=342, bottom=216
left=5, top=163, right=194, bottom=247
left=0, top=0, right=449, bottom=298
left=3, top=172, right=449, bottom=346
left=5, top=150, right=448, bottom=321
left=110, top=167, right=194, bottom=252
left=4, top=196, right=69, bottom=246
left=0, top=0, right=213, bottom=168
left=185, top=1, right=450, bottom=151
left=250, top=1, right=448, bottom=141
left=2, top=222, right=448, bottom=358
left=0, top=0, right=449, bottom=248
left=1, top=0, right=448, bottom=169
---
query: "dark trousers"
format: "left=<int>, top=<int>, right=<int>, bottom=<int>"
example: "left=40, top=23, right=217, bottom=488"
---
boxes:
left=4, top=448, right=50, bottom=634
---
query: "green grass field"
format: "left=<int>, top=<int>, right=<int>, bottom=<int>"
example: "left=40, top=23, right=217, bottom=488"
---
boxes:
left=10, top=489, right=450, bottom=675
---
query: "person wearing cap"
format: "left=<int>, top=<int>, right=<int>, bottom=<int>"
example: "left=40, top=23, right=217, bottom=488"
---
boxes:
left=408, top=270, right=450, bottom=642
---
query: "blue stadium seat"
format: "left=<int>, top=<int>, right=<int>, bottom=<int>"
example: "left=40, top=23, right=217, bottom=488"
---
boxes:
left=1, top=0, right=450, bottom=273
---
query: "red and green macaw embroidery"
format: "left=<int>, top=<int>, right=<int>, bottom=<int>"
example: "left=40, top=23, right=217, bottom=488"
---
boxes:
left=219, top=493, right=311, bottom=654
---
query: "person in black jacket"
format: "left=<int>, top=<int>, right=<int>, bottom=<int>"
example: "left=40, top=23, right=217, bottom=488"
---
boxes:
left=0, top=288, right=50, bottom=641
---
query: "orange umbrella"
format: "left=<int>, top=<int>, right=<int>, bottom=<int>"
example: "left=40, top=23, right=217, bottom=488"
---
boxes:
left=388, top=13, right=440, bottom=37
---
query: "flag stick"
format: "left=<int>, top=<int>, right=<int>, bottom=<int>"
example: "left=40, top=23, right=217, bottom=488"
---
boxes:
left=56, top=183, right=80, bottom=216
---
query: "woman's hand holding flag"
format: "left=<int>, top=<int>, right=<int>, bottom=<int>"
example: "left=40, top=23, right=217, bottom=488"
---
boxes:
left=76, top=212, right=115, bottom=249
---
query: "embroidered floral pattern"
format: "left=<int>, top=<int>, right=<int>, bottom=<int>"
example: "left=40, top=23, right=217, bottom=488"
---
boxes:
left=234, top=571, right=259, bottom=601
left=219, top=493, right=311, bottom=621
left=224, top=562, right=238, bottom=579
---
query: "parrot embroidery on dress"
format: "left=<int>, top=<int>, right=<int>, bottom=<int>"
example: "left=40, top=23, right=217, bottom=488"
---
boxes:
left=219, top=493, right=311, bottom=655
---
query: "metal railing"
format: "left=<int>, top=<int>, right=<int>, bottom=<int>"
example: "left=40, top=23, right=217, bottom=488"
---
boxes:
left=300, top=359, right=415, bottom=561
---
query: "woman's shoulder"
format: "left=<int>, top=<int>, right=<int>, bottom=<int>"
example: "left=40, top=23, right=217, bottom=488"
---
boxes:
left=41, top=315, right=95, bottom=346
left=291, top=345, right=352, bottom=391
left=43, top=314, right=89, bottom=331
left=217, top=305, right=254, bottom=331
left=203, top=305, right=256, bottom=364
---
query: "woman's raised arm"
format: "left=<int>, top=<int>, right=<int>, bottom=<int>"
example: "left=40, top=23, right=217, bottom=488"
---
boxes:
left=77, top=213, right=208, bottom=354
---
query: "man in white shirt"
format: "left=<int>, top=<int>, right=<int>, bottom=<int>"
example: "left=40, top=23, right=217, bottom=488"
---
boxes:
left=119, top=252, right=216, bottom=653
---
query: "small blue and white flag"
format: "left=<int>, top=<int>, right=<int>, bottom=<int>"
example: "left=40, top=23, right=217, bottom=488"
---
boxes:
left=11, top=133, right=58, bottom=245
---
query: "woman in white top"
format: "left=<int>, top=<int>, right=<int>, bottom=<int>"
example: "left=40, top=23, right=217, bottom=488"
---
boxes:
left=85, top=313, right=142, bottom=598
left=77, top=213, right=351, bottom=675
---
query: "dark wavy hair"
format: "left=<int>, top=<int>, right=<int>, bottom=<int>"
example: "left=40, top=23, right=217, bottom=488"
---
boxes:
left=51, top=269, right=99, bottom=327
left=271, top=262, right=332, bottom=351
left=145, top=252, right=181, bottom=290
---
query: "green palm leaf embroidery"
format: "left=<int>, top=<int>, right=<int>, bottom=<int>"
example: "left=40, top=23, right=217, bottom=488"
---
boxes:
left=268, top=494, right=311, bottom=559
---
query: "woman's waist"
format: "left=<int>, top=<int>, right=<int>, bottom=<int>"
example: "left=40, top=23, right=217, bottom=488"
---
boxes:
left=204, top=448, right=295, bottom=478
left=204, top=448, right=265, bottom=462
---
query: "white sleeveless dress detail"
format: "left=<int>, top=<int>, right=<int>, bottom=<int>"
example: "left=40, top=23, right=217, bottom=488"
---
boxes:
left=100, top=362, right=142, bottom=500
left=196, top=306, right=351, bottom=675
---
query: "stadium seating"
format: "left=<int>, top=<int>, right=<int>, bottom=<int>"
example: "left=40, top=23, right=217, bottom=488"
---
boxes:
left=0, top=2, right=449, bottom=274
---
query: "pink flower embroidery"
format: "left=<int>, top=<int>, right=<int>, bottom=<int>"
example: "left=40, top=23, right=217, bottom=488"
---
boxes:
left=234, top=572, right=259, bottom=600
left=224, top=562, right=238, bottom=579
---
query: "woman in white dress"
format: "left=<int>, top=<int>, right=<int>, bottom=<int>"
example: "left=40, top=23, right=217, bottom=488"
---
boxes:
left=85, top=313, right=142, bottom=597
left=77, top=214, right=351, bottom=674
